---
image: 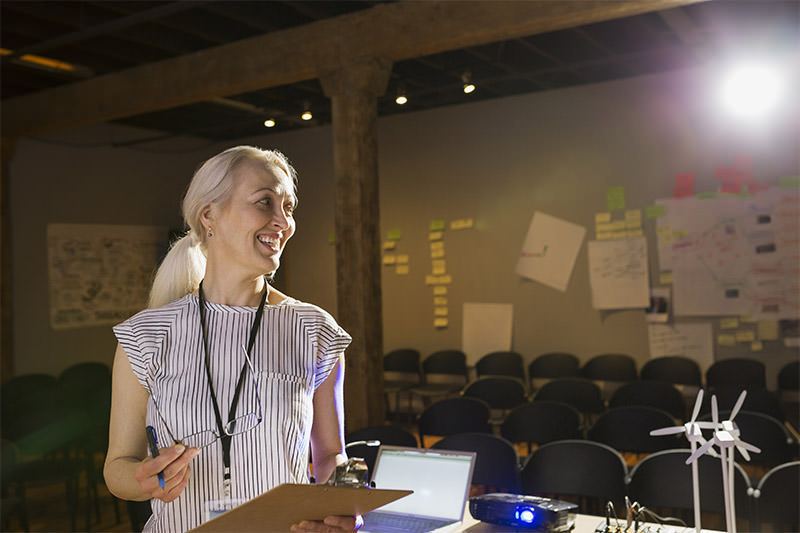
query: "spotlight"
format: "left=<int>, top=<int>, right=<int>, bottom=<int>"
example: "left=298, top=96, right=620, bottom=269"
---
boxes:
left=264, top=118, right=276, bottom=128
left=395, top=93, right=408, bottom=105
left=462, top=71, right=476, bottom=94
left=719, top=62, right=783, bottom=119
left=301, top=102, right=312, bottom=121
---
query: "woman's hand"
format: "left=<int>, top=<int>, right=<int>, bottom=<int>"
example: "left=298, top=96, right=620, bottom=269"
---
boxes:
left=291, top=514, right=363, bottom=532
left=133, top=444, right=200, bottom=502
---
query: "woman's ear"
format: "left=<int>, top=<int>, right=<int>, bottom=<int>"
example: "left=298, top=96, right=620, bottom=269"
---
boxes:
left=199, top=204, right=214, bottom=231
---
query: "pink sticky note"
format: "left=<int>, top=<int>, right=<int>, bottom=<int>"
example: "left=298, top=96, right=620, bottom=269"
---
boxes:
left=721, top=179, right=742, bottom=194
left=734, top=168, right=754, bottom=182
left=747, top=181, right=770, bottom=194
left=715, top=166, right=736, bottom=180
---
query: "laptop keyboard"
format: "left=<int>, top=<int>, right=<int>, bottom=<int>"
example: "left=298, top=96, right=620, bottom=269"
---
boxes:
left=362, top=512, right=453, bottom=532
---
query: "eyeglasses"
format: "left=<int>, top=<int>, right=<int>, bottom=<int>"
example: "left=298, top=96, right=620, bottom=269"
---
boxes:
left=150, top=345, right=263, bottom=449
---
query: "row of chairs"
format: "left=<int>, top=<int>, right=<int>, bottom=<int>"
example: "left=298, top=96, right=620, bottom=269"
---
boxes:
left=346, top=425, right=799, bottom=531
left=1, top=362, right=117, bottom=532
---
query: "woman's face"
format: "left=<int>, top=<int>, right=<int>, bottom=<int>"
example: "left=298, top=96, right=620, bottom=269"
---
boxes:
left=206, top=161, right=296, bottom=279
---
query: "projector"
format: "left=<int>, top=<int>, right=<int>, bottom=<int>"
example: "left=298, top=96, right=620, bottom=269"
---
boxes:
left=469, top=493, right=577, bottom=531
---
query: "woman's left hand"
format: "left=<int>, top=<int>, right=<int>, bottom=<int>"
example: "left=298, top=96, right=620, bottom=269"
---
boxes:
left=290, top=514, right=363, bottom=532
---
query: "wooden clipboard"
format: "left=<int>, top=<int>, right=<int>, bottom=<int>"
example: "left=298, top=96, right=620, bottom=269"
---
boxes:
left=189, top=483, right=412, bottom=532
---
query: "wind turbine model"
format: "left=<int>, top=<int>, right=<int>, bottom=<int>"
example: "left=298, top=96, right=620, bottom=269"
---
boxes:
left=650, top=389, right=714, bottom=533
left=685, top=391, right=760, bottom=533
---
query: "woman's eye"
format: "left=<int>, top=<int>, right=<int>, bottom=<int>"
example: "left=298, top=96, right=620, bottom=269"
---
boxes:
left=285, top=204, right=295, bottom=215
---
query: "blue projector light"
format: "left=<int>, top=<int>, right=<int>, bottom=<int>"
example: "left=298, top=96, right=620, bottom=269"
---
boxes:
left=469, top=493, right=577, bottom=531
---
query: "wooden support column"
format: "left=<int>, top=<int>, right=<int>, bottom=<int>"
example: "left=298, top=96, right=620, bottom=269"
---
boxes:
left=1, top=137, right=15, bottom=382
left=321, top=57, right=392, bottom=432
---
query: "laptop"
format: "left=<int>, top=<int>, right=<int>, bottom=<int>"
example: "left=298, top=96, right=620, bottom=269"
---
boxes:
left=361, top=445, right=476, bottom=533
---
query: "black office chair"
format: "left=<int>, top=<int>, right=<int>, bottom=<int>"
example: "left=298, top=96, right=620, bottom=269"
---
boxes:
left=345, top=425, right=418, bottom=477
left=751, top=461, right=800, bottom=532
left=408, top=350, right=468, bottom=408
left=417, top=397, right=491, bottom=446
left=626, top=449, right=752, bottom=528
left=533, top=378, right=605, bottom=426
left=778, top=360, right=800, bottom=432
left=521, top=440, right=628, bottom=515
left=527, top=352, right=580, bottom=392
left=462, top=376, right=527, bottom=422
left=581, top=353, right=638, bottom=382
left=640, top=356, right=702, bottom=387
left=432, top=433, right=521, bottom=493
left=587, top=405, right=678, bottom=454
left=500, top=401, right=582, bottom=456
left=706, top=358, right=766, bottom=390
left=698, top=410, right=796, bottom=469
left=1, top=439, right=28, bottom=532
left=382, top=349, right=421, bottom=421
left=609, top=380, right=686, bottom=421
left=706, top=386, right=785, bottom=422
left=475, top=351, right=525, bottom=381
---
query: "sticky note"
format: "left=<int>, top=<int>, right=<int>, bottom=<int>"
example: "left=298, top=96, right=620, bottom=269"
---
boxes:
left=673, top=229, right=688, bottom=239
left=395, top=264, right=409, bottom=275
left=596, top=232, right=613, bottom=240
left=430, top=241, right=444, bottom=252
left=757, top=320, right=779, bottom=341
left=607, top=187, right=626, bottom=211
left=779, top=176, right=800, bottom=190
left=608, top=220, right=627, bottom=231
left=429, top=231, right=443, bottom=241
left=328, top=232, right=336, bottom=244
left=739, top=315, right=756, bottom=323
left=430, top=249, right=445, bottom=259
left=450, top=219, right=474, bottom=230
left=434, top=318, right=448, bottom=328
left=382, top=255, right=396, bottom=265
left=433, top=286, right=447, bottom=296
left=425, top=275, right=452, bottom=285
left=595, top=212, right=612, bottom=224
left=625, top=219, right=642, bottom=229
left=735, top=330, right=756, bottom=342
left=659, top=272, right=673, bottom=285
left=396, top=254, right=409, bottom=265
left=611, top=231, right=628, bottom=240
left=717, top=334, right=736, bottom=346
left=596, top=223, right=615, bottom=232
left=721, top=180, right=743, bottom=194
left=383, top=241, right=397, bottom=250
left=429, top=219, right=446, bottom=231
left=715, top=166, right=736, bottom=180
left=433, top=307, right=448, bottom=317
left=720, top=317, right=739, bottom=329
left=645, top=205, right=666, bottom=219
left=627, top=229, right=643, bottom=238
left=625, top=209, right=642, bottom=221
left=432, top=260, right=446, bottom=275
left=433, top=297, right=447, bottom=306
left=386, top=229, right=402, bottom=241
left=750, top=340, right=764, bottom=351
left=674, top=173, right=695, bottom=198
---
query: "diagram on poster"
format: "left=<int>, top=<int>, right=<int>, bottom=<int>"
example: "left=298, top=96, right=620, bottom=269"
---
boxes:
left=515, top=211, right=586, bottom=292
left=47, top=223, right=167, bottom=329
left=587, top=237, right=649, bottom=309
left=648, top=323, right=713, bottom=371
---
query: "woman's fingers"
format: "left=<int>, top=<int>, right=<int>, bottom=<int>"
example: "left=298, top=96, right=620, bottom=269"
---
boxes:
left=291, top=515, right=361, bottom=532
left=135, top=444, right=200, bottom=501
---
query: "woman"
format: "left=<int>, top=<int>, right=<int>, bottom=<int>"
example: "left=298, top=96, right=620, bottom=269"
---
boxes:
left=104, top=146, right=359, bottom=532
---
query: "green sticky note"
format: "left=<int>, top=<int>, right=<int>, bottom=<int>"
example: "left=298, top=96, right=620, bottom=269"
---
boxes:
left=328, top=232, right=335, bottom=244
left=779, top=176, right=800, bottom=190
left=696, top=192, right=718, bottom=200
left=429, top=219, right=446, bottom=231
left=607, top=187, right=626, bottom=211
left=386, top=229, right=402, bottom=241
left=645, top=205, right=665, bottom=219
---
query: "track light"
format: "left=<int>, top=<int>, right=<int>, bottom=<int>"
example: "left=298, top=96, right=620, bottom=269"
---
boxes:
left=462, top=71, right=476, bottom=94
left=301, top=102, right=312, bottom=121
left=395, top=85, right=408, bottom=105
left=264, top=118, right=276, bottom=128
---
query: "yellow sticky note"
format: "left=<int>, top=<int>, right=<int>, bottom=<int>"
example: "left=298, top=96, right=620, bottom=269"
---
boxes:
left=434, top=317, right=448, bottom=328
left=425, top=275, right=452, bottom=285
left=434, top=307, right=448, bottom=317
left=433, top=286, right=447, bottom=296
left=627, top=229, right=643, bottom=238
left=718, top=334, right=736, bottom=346
left=395, top=264, right=409, bottom=275
left=596, top=232, right=613, bottom=240
left=430, top=249, right=445, bottom=259
left=611, top=231, right=628, bottom=239
left=595, top=223, right=614, bottom=232
left=757, top=320, right=779, bottom=340
left=625, top=209, right=642, bottom=221
left=396, top=254, right=409, bottom=265
left=382, top=254, right=396, bottom=265
left=740, top=315, right=757, bottom=323
left=433, top=297, right=447, bottom=306
left=657, top=228, right=672, bottom=243
left=720, top=317, right=739, bottom=329
left=429, top=231, right=443, bottom=241
left=383, top=241, right=396, bottom=250
left=328, top=232, right=336, bottom=245
left=735, top=330, right=756, bottom=342
left=625, top=219, right=642, bottom=229
left=673, top=229, right=688, bottom=239
left=450, top=219, right=474, bottom=230
left=387, top=229, right=402, bottom=241
left=430, top=241, right=444, bottom=252
left=751, top=340, right=764, bottom=351
left=659, top=272, right=673, bottom=285
left=432, top=259, right=446, bottom=275
left=595, top=212, right=612, bottom=224
left=609, top=220, right=627, bottom=231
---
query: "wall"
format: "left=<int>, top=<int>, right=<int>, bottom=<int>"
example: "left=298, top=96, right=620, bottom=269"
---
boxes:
left=8, top=66, right=799, bottom=386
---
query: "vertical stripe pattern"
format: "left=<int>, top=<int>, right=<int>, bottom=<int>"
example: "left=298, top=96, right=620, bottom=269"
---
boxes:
left=113, top=295, right=351, bottom=533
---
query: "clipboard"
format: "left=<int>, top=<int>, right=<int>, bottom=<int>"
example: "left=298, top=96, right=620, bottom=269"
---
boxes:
left=189, top=483, right=412, bottom=532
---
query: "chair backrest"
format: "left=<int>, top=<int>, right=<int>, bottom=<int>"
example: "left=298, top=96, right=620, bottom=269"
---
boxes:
left=57, top=362, right=112, bottom=417
left=521, top=440, right=627, bottom=508
left=777, top=360, right=799, bottom=391
left=706, top=358, right=766, bottom=389
left=707, top=385, right=785, bottom=422
left=580, top=353, right=638, bottom=382
left=475, top=351, right=525, bottom=380
left=432, top=432, right=521, bottom=493
left=626, top=449, right=752, bottom=522
left=383, top=349, right=421, bottom=374
left=640, top=356, right=702, bottom=387
left=345, top=425, right=418, bottom=476
left=533, top=378, right=605, bottom=415
left=462, top=376, right=527, bottom=410
left=609, top=380, right=686, bottom=421
left=500, top=401, right=582, bottom=452
left=753, top=461, right=800, bottom=531
left=528, top=352, right=580, bottom=379
left=1, top=373, right=60, bottom=440
left=714, top=410, right=795, bottom=468
left=417, top=397, right=491, bottom=442
left=587, top=405, right=678, bottom=454
left=422, top=350, right=468, bottom=379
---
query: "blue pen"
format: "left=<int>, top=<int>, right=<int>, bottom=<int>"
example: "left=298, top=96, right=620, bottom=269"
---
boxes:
left=145, top=425, right=166, bottom=489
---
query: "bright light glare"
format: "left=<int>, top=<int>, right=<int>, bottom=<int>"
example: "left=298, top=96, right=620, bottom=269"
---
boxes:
left=463, top=83, right=476, bottom=94
left=720, top=64, right=782, bottom=119
left=395, top=95, right=408, bottom=105
left=301, top=111, right=312, bottom=121
left=263, top=119, right=276, bottom=128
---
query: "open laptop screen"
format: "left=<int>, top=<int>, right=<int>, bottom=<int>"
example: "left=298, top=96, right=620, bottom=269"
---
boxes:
left=369, top=446, right=475, bottom=521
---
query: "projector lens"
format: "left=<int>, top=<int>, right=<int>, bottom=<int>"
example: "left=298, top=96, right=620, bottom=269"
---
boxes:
left=519, top=508, right=535, bottom=523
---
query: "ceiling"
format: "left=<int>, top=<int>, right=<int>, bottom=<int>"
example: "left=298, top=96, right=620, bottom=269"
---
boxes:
left=1, top=1, right=797, bottom=145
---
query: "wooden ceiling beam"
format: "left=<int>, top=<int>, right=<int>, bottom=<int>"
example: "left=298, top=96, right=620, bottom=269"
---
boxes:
left=2, top=0, right=703, bottom=137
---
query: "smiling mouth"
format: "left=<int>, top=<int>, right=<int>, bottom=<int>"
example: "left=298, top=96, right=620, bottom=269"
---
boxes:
left=257, top=234, right=281, bottom=252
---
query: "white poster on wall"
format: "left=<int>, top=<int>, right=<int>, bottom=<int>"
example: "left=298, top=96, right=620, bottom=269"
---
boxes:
left=462, top=303, right=513, bottom=366
left=587, top=236, right=650, bottom=309
left=47, top=223, right=168, bottom=329
left=647, top=322, right=714, bottom=371
left=515, top=211, right=586, bottom=292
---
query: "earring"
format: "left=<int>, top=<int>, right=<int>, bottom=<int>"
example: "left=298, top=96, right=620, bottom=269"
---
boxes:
left=207, top=228, right=213, bottom=238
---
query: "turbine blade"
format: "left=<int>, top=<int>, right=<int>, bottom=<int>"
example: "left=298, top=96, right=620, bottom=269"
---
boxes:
left=738, top=441, right=761, bottom=454
left=711, top=395, right=719, bottom=425
left=686, top=438, right=715, bottom=464
left=730, top=390, right=747, bottom=420
left=651, top=426, right=685, bottom=436
left=691, top=389, right=704, bottom=423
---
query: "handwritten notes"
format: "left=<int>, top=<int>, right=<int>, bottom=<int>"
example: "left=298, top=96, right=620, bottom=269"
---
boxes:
left=588, top=237, right=650, bottom=309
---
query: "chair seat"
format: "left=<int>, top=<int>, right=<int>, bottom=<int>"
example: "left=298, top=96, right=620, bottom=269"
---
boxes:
left=409, top=383, right=462, bottom=396
left=384, top=380, right=417, bottom=394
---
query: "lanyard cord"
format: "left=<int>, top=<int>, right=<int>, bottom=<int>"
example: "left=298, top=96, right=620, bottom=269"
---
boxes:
left=198, top=280, right=267, bottom=488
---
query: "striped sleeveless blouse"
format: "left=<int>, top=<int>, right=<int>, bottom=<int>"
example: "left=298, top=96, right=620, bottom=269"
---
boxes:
left=113, top=294, right=351, bottom=533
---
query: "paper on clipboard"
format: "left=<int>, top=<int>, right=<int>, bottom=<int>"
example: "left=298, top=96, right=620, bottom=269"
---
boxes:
left=189, top=483, right=412, bottom=532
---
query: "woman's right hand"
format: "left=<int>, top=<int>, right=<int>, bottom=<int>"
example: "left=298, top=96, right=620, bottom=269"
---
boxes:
left=134, top=444, right=200, bottom=502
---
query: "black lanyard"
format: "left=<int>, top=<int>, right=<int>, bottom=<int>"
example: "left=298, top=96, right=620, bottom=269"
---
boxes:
left=197, top=280, right=267, bottom=495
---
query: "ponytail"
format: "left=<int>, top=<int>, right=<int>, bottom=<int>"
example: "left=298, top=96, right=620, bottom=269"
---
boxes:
left=148, top=231, right=206, bottom=308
